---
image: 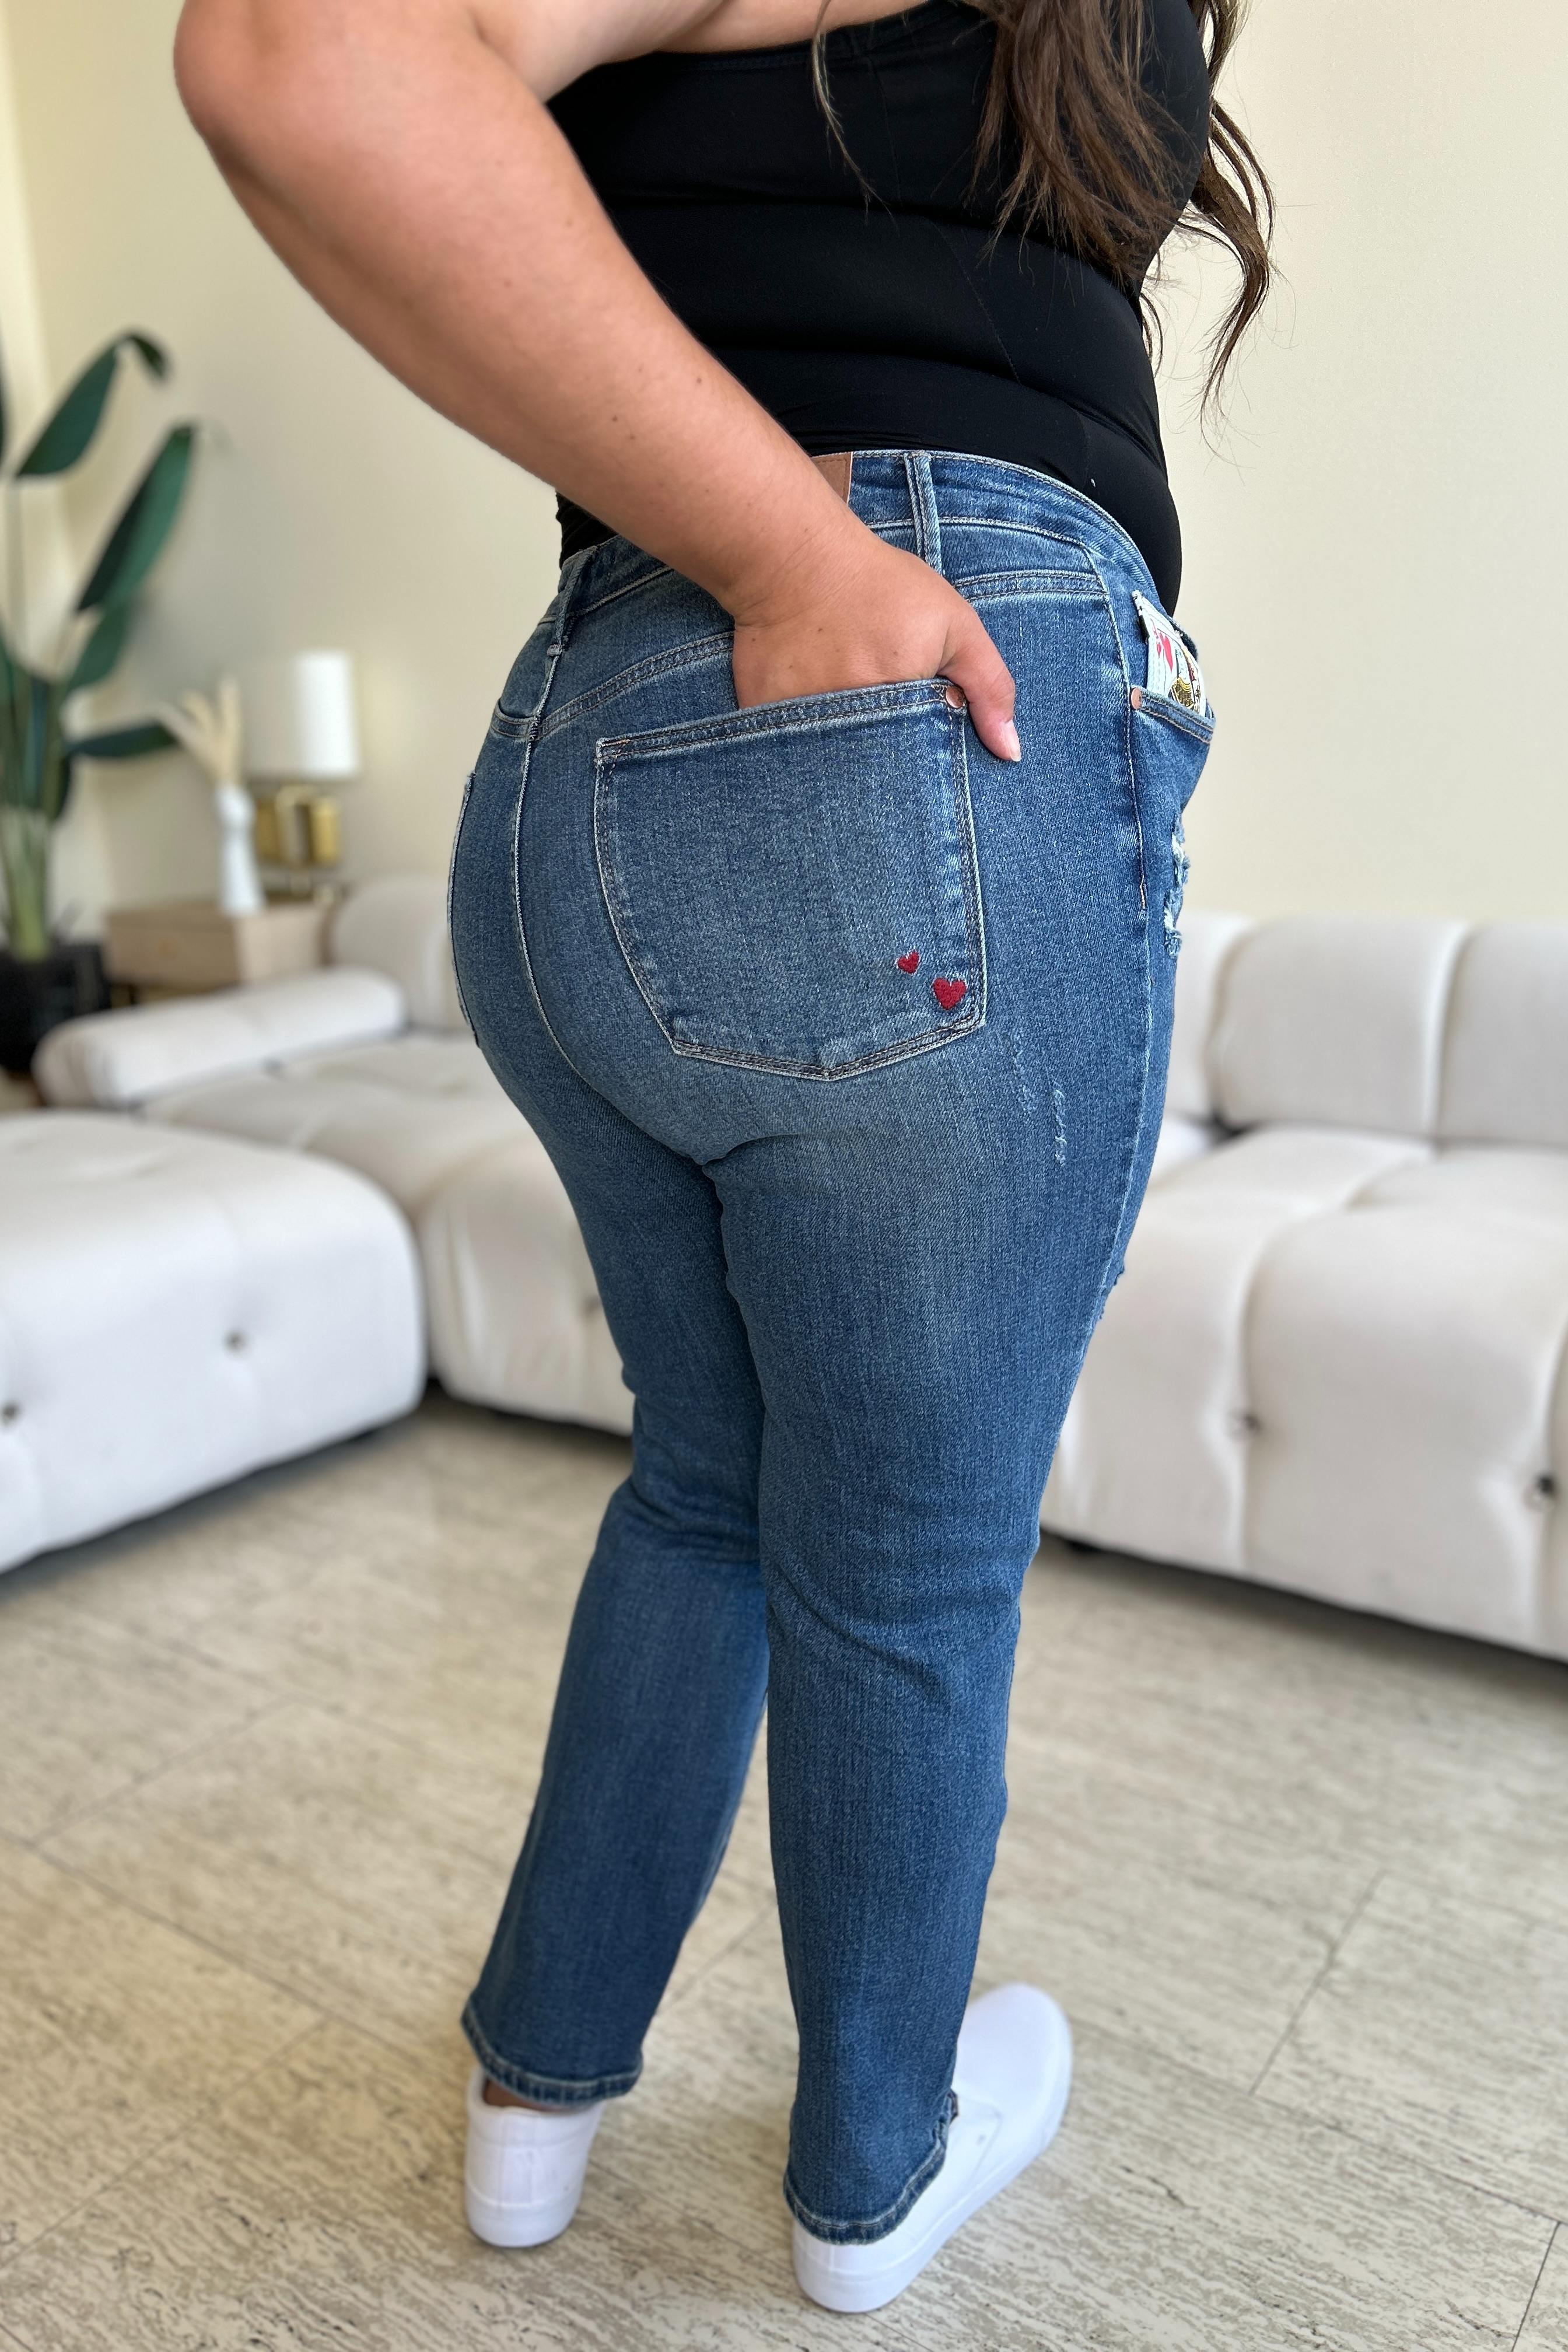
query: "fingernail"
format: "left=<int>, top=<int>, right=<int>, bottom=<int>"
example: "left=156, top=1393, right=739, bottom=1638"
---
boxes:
left=1000, top=720, right=1022, bottom=762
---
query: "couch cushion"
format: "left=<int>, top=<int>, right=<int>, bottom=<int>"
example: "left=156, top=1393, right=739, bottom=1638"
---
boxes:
left=0, top=1114, right=423, bottom=1573
left=1438, top=925, right=1568, bottom=1151
left=1247, top=1150, right=1568, bottom=1651
left=1046, top=1125, right=1568, bottom=1657
left=1044, top=1126, right=1430, bottom=1574
left=420, top=1135, right=632, bottom=1434
left=330, top=874, right=466, bottom=1032
left=1358, top=1146, right=1568, bottom=1225
left=289, top=1035, right=503, bottom=1098
left=1210, top=918, right=1468, bottom=1138
left=33, top=968, right=407, bottom=1109
left=1165, top=911, right=1252, bottom=1123
left=148, top=1034, right=523, bottom=1219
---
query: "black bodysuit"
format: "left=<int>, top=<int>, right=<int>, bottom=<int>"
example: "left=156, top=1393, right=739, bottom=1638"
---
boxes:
left=551, top=0, right=1209, bottom=607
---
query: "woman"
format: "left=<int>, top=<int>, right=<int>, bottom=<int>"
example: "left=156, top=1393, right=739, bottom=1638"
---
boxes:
left=177, top=0, right=1270, bottom=2313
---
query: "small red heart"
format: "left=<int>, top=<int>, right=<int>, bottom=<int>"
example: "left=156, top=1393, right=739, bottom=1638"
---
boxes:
left=896, top=950, right=921, bottom=973
left=932, top=977, right=968, bottom=1011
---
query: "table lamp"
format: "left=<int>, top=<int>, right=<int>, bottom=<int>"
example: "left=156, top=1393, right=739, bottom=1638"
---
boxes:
left=240, top=651, right=360, bottom=895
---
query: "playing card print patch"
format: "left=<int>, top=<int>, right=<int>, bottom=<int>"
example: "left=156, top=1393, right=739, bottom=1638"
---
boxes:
left=1133, top=592, right=1209, bottom=719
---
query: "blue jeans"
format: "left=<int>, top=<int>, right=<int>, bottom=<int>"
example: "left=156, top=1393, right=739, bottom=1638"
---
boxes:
left=449, top=451, right=1213, bottom=2242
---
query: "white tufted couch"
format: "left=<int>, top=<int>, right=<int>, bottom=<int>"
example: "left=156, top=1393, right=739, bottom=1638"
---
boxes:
left=35, top=880, right=630, bottom=1446
left=1045, top=913, right=1568, bottom=1658
left=30, top=882, right=1568, bottom=1661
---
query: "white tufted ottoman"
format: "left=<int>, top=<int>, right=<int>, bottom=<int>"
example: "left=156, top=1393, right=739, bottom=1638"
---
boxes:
left=419, top=1132, right=632, bottom=1436
left=0, top=1112, right=424, bottom=1574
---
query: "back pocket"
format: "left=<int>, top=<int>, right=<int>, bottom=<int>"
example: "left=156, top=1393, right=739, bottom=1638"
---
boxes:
left=593, top=678, right=985, bottom=1080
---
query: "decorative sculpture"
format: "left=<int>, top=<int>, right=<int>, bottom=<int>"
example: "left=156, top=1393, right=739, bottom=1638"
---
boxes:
left=154, top=677, right=264, bottom=917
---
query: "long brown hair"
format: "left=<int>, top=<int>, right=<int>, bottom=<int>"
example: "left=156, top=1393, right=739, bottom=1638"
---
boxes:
left=818, top=1, right=1275, bottom=412
left=981, top=0, right=1272, bottom=407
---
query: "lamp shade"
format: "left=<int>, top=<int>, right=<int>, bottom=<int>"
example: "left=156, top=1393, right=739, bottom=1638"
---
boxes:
left=239, top=651, right=360, bottom=781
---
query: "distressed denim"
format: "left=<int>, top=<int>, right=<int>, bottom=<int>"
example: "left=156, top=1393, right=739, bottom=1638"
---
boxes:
left=449, top=450, right=1213, bottom=2242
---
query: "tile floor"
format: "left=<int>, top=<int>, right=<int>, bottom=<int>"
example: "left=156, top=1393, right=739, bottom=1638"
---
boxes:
left=1, top=1390, right=1564, bottom=2349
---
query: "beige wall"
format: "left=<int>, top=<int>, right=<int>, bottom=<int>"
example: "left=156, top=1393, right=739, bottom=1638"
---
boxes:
left=1163, top=1, right=1568, bottom=921
left=0, top=0, right=117, bottom=925
left=3, top=0, right=1564, bottom=929
left=4, top=0, right=555, bottom=923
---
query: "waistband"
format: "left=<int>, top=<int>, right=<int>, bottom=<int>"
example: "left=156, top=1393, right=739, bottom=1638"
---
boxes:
left=560, top=448, right=1163, bottom=621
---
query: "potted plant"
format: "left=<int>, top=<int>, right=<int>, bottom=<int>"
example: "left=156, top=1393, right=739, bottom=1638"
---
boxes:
left=0, top=330, right=197, bottom=1071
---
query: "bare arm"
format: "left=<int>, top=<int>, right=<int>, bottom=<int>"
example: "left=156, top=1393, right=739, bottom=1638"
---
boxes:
left=174, top=0, right=1020, bottom=755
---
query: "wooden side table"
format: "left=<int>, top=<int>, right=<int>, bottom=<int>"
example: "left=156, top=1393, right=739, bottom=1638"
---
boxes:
left=104, top=899, right=330, bottom=998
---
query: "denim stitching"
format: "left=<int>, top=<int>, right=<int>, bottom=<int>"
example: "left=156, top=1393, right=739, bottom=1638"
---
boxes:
left=667, top=1019, right=981, bottom=1082
left=950, top=568, right=1101, bottom=601
left=923, top=450, right=1161, bottom=584
left=1082, top=554, right=1160, bottom=1324
left=785, top=2087, right=958, bottom=2244
left=1093, top=908, right=1155, bottom=1328
left=517, top=520, right=939, bottom=747
left=921, top=519, right=1112, bottom=590
left=556, top=444, right=1154, bottom=596
left=1136, top=693, right=1216, bottom=747
left=528, top=631, right=732, bottom=746
left=444, top=769, right=477, bottom=1030
left=935, top=516, right=1098, bottom=557
left=506, top=552, right=607, bottom=1093
left=461, top=1999, right=642, bottom=2108
left=491, top=576, right=695, bottom=729
left=593, top=741, right=682, bottom=1054
left=570, top=561, right=676, bottom=624
left=951, top=710, right=989, bottom=1031
left=905, top=449, right=943, bottom=571
left=597, top=676, right=950, bottom=764
left=1075, top=550, right=1149, bottom=915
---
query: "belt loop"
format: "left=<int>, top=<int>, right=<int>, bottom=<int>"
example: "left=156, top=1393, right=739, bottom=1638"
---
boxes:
left=904, top=452, right=942, bottom=574
left=548, top=544, right=595, bottom=656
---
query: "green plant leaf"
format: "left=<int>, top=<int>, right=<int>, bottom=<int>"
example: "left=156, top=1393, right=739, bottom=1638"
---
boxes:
left=44, top=732, right=80, bottom=823
left=63, top=719, right=176, bottom=762
left=74, top=423, right=195, bottom=612
left=40, top=714, right=72, bottom=824
left=19, top=671, right=54, bottom=811
left=12, top=332, right=167, bottom=480
left=64, top=602, right=133, bottom=696
left=52, top=718, right=174, bottom=825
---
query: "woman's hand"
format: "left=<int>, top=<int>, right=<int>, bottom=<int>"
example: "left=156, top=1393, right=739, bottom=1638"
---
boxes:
left=730, top=520, right=1021, bottom=762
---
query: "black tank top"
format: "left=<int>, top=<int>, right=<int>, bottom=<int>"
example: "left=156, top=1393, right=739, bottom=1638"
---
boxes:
left=551, top=0, right=1209, bottom=607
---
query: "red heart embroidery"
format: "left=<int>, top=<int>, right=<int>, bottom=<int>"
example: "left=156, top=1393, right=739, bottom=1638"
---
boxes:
left=932, top=977, right=968, bottom=1011
left=896, top=950, right=921, bottom=973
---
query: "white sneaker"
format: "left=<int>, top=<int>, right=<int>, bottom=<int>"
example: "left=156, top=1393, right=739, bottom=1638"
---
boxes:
left=792, top=1983, right=1073, bottom=2314
left=463, top=2064, right=605, bottom=2248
